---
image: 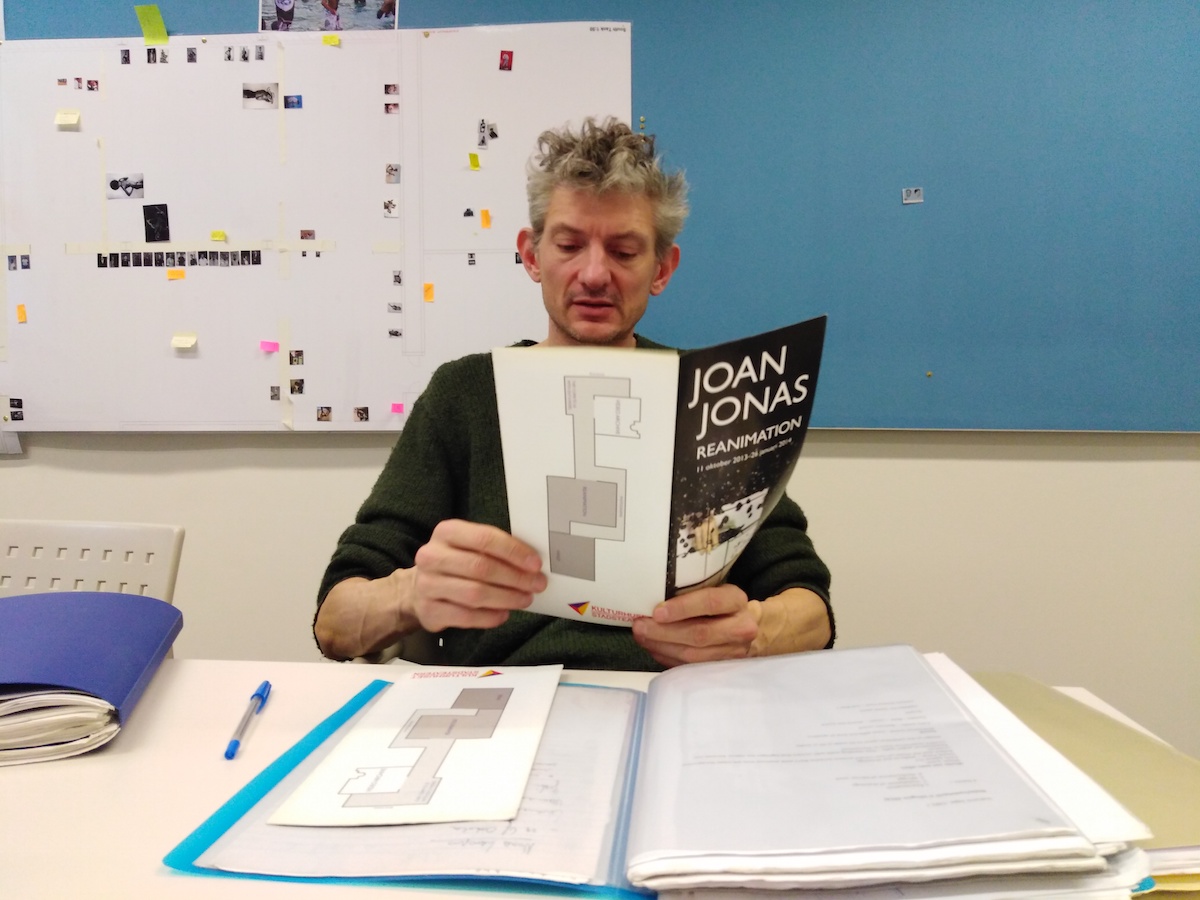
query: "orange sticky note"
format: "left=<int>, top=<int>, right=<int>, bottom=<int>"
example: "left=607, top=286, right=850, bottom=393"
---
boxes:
left=468, top=153, right=480, bottom=171
left=260, top=340, right=280, bottom=353
left=423, top=283, right=434, bottom=302
left=167, top=268, right=185, bottom=280
left=391, top=402, right=405, bottom=414
left=480, top=209, right=492, bottom=229
left=16, top=305, right=27, bottom=324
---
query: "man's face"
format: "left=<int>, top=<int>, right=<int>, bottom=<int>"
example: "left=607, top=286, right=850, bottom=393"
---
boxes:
left=518, top=186, right=679, bottom=347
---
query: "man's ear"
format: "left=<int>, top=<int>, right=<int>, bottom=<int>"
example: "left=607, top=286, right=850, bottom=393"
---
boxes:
left=516, top=228, right=541, bottom=283
left=649, top=244, right=681, bottom=296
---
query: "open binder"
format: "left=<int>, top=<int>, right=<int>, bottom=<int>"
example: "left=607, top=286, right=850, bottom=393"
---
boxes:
left=165, top=646, right=1150, bottom=896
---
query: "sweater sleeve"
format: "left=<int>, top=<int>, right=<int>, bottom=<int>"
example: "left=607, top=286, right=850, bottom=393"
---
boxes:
left=725, top=493, right=835, bottom=647
left=315, top=363, right=466, bottom=609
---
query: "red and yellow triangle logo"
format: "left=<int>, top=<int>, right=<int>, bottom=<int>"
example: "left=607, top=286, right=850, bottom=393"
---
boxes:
left=569, top=602, right=590, bottom=616
left=479, top=669, right=501, bottom=677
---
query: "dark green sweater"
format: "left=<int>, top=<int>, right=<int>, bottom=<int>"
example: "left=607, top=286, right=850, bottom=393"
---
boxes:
left=317, top=337, right=833, bottom=670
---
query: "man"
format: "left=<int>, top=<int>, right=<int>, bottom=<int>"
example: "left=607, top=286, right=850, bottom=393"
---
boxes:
left=315, top=117, right=832, bottom=670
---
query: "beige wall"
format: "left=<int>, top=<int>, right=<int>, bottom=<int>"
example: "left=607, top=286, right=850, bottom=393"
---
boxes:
left=2, top=429, right=1197, bottom=756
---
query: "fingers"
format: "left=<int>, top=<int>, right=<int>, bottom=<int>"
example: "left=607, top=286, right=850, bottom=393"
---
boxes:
left=650, top=584, right=747, bottom=623
left=632, top=585, right=759, bottom=667
left=411, top=520, right=546, bottom=632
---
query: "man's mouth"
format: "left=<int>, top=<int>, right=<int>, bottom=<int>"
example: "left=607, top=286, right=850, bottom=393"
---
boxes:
left=571, top=294, right=616, bottom=309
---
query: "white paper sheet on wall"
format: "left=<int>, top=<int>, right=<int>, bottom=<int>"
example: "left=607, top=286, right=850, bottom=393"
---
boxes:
left=0, top=23, right=631, bottom=431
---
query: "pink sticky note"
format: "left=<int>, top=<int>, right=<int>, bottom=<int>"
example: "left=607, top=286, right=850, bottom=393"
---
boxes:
left=260, top=340, right=280, bottom=352
left=391, top=403, right=405, bottom=414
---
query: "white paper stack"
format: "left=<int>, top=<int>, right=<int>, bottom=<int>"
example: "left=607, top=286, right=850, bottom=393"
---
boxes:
left=624, top=647, right=1150, bottom=894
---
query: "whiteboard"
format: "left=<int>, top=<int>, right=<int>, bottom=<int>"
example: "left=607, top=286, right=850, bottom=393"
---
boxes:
left=0, top=23, right=631, bottom=430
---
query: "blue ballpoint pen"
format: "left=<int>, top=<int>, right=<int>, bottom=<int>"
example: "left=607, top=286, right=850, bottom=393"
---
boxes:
left=224, top=680, right=272, bottom=760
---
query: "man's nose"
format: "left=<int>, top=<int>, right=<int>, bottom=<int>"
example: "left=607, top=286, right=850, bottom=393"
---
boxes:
left=578, top=243, right=612, bottom=289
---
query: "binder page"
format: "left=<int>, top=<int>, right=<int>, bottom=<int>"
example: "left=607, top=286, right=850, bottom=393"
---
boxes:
left=626, top=646, right=1090, bottom=888
left=198, top=684, right=642, bottom=885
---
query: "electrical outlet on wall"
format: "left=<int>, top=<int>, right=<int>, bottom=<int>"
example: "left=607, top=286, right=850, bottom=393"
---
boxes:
left=902, top=187, right=924, bottom=204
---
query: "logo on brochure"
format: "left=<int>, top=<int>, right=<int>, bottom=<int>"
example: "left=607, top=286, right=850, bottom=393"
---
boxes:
left=569, top=602, right=590, bottom=616
left=479, top=669, right=501, bottom=677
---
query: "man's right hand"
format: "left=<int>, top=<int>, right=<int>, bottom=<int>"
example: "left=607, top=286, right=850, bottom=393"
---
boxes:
left=314, top=520, right=546, bottom=660
left=409, top=519, right=546, bottom=631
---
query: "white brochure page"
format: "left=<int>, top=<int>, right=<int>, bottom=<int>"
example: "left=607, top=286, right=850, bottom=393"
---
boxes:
left=270, top=665, right=561, bottom=826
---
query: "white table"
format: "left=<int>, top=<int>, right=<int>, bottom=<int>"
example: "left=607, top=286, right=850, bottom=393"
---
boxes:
left=0, top=658, right=653, bottom=899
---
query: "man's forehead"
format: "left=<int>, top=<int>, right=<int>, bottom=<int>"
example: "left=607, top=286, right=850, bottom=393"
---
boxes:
left=543, top=187, right=656, bottom=237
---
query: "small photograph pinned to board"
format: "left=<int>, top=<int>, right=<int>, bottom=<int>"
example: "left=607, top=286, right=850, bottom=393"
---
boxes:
left=260, top=0, right=397, bottom=32
left=242, top=83, right=278, bottom=109
left=143, top=204, right=170, bottom=243
left=107, top=173, right=144, bottom=199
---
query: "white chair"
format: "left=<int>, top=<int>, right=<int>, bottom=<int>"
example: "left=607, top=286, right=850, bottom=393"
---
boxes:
left=0, top=519, right=185, bottom=603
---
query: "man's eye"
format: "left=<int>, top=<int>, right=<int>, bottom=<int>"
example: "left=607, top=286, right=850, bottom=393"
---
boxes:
left=556, top=244, right=579, bottom=253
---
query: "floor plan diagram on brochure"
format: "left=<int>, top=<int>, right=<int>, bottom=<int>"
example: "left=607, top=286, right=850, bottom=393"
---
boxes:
left=339, top=687, right=512, bottom=808
left=546, top=376, right=642, bottom=581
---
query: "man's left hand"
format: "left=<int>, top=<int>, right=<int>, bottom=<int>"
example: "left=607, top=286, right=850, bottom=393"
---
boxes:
left=631, top=584, right=760, bottom=667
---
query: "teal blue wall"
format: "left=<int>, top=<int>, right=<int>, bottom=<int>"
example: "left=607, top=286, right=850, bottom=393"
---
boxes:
left=5, top=1, right=1197, bottom=430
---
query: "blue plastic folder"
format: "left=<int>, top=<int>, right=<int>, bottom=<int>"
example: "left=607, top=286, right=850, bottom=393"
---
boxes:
left=0, top=591, right=181, bottom=721
left=164, top=679, right=647, bottom=898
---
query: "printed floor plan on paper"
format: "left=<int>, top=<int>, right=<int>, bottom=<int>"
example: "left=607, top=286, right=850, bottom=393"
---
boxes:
left=546, top=375, right=642, bottom=581
left=267, top=666, right=562, bottom=826
left=340, top=687, right=512, bottom=808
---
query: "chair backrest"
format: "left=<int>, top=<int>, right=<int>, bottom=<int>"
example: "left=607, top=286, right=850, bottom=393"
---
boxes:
left=0, top=519, right=185, bottom=604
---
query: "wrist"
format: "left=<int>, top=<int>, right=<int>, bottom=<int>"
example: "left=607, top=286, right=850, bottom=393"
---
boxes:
left=749, top=588, right=831, bottom=657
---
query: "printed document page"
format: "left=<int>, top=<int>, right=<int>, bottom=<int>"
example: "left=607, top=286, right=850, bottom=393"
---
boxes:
left=626, top=645, right=1096, bottom=890
left=923, top=653, right=1150, bottom=851
left=270, top=665, right=561, bottom=826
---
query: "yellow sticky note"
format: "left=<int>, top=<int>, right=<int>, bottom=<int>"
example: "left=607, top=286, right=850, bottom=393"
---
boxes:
left=54, top=109, right=81, bottom=127
left=210, top=230, right=227, bottom=242
left=135, top=5, right=169, bottom=46
left=468, top=153, right=480, bottom=171
left=322, top=34, right=341, bottom=46
left=167, top=268, right=185, bottom=280
left=16, top=305, right=27, bottom=324
left=481, top=209, right=492, bottom=229
left=423, top=283, right=434, bottom=302
left=170, top=333, right=197, bottom=349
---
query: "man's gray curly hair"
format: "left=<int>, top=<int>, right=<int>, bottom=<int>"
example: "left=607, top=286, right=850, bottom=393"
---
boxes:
left=525, top=117, right=689, bottom=260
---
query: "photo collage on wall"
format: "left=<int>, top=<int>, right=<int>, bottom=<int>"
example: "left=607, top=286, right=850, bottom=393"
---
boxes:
left=260, top=0, right=396, bottom=33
